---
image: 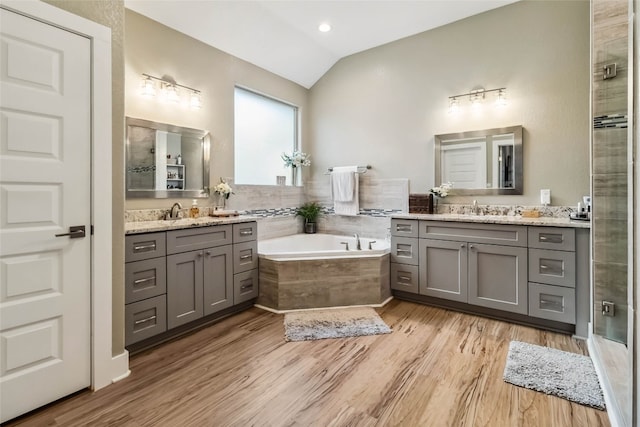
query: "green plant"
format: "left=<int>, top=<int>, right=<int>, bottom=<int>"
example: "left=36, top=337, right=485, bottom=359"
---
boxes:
left=296, top=201, right=322, bottom=223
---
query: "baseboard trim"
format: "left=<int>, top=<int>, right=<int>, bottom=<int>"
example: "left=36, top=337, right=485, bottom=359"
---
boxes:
left=254, top=296, right=394, bottom=314
left=111, top=350, right=130, bottom=384
left=587, top=335, right=626, bottom=427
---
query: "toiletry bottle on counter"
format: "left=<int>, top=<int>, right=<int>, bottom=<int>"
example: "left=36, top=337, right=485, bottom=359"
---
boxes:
left=190, top=199, right=199, bottom=218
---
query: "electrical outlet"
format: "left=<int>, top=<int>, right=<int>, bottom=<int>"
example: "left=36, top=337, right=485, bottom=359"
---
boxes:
left=540, top=189, right=551, bottom=205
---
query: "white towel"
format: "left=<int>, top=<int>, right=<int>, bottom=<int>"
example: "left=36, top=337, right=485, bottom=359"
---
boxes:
left=331, top=166, right=359, bottom=216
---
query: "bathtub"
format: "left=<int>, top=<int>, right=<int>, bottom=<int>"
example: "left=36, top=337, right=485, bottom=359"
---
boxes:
left=257, top=233, right=391, bottom=311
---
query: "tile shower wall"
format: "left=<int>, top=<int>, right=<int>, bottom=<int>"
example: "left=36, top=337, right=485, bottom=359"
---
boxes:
left=592, top=0, right=629, bottom=344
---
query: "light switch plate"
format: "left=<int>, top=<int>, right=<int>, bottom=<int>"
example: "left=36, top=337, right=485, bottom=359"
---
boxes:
left=540, top=189, right=551, bottom=205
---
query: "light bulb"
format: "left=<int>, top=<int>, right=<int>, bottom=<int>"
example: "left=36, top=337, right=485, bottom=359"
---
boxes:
left=448, top=97, right=460, bottom=114
left=496, top=89, right=508, bottom=107
left=162, top=84, right=180, bottom=103
left=140, top=76, right=156, bottom=97
left=190, top=91, right=202, bottom=109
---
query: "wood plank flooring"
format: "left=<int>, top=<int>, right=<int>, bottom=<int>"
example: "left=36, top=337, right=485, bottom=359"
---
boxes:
left=5, top=300, right=610, bottom=426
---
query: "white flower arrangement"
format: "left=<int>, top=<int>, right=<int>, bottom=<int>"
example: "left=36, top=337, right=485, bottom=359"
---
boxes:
left=214, top=177, right=233, bottom=199
left=281, top=150, right=311, bottom=168
left=430, top=182, right=453, bottom=198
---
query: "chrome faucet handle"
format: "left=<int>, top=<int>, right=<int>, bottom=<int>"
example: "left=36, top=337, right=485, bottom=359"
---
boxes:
left=340, top=241, right=350, bottom=251
left=368, top=241, right=377, bottom=250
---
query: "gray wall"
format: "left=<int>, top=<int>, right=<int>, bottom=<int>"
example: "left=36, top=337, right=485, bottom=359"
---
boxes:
left=124, top=10, right=310, bottom=210
left=308, top=0, right=590, bottom=207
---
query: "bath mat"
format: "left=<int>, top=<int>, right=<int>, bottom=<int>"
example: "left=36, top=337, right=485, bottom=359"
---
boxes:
left=284, top=307, right=392, bottom=342
left=503, top=341, right=605, bottom=410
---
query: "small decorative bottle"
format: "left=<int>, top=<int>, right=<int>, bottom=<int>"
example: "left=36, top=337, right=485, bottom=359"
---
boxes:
left=190, top=199, right=199, bottom=218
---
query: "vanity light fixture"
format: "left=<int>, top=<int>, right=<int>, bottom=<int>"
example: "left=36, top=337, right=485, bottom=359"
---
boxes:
left=448, top=87, right=507, bottom=113
left=140, top=73, right=202, bottom=109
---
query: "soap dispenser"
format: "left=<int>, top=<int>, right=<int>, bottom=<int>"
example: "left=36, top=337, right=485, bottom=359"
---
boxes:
left=190, top=199, right=199, bottom=218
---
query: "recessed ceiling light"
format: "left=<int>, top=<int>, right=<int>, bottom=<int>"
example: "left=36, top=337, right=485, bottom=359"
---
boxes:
left=318, top=23, right=331, bottom=33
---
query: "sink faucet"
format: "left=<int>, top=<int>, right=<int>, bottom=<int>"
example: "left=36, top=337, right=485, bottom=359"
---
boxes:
left=354, top=233, right=362, bottom=250
left=167, top=202, right=182, bottom=219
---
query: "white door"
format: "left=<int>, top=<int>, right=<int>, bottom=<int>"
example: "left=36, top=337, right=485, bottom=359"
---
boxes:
left=441, top=142, right=487, bottom=189
left=0, top=8, right=91, bottom=422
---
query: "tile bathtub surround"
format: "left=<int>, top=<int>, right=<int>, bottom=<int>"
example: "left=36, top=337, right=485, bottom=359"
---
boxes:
left=306, top=177, right=409, bottom=212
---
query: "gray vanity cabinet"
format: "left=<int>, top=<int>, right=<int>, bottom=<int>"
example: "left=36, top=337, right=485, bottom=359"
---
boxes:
left=167, top=250, right=204, bottom=328
left=166, top=226, right=234, bottom=328
left=419, top=239, right=468, bottom=302
left=390, top=219, right=420, bottom=293
left=418, top=221, right=528, bottom=314
left=467, top=243, right=528, bottom=314
left=203, top=245, right=234, bottom=316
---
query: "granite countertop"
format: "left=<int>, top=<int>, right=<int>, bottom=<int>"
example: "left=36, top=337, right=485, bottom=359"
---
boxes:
left=391, top=213, right=591, bottom=228
left=125, top=215, right=258, bottom=234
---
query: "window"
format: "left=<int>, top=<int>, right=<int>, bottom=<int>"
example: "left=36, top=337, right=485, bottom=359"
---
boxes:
left=234, top=87, right=299, bottom=185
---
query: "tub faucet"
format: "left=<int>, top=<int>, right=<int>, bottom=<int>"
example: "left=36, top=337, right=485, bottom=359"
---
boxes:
left=354, top=233, right=362, bottom=250
left=167, top=202, right=182, bottom=219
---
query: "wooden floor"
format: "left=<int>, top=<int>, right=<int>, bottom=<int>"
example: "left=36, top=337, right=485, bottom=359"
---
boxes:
left=6, top=300, right=610, bottom=427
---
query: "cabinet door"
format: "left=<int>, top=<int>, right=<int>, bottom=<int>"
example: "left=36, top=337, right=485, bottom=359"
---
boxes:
left=468, top=243, right=528, bottom=314
left=419, top=239, right=468, bottom=302
left=203, top=245, right=233, bottom=316
left=167, top=250, right=204, bottom=328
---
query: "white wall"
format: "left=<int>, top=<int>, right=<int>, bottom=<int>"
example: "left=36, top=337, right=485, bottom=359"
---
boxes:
left=308, top=0, right=590, bottom=207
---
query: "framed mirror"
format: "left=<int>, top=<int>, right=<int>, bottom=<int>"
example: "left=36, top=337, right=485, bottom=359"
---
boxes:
left=434, top=125, right=523, bottom=195
left=126, top=117, right=210, bottom=199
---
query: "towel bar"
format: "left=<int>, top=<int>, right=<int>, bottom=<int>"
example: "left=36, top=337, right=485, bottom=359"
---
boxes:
left=326, top=165, right=371, bottom=174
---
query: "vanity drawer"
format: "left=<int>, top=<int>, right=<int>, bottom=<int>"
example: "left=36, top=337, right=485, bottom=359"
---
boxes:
left=528, top=249, right=576, bottom=288
left=125, top=257, right=167, bottom=304
left=167, top=225, right=232, bottom=254
left=528, top=282, right=575, bottom=324
left=234, top=241, right=258, bottom=273
left=125, top=295, right=167, bottom=346
left=390, top=237, right=419, bottom=265
left=391, top=219, right=419, bottom=238
left=528, top=227, right=575, bottom=251
left=390, top=263, right=419, bottom=294
left=233, top=222, right=257, bottom=243
left=234, top=269, right=259, bottom=304
left=125, top=232, right=166, bottom=262
left=419, top=221, right=527, bottom=247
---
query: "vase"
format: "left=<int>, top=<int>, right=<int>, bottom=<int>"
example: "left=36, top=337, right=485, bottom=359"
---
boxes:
left=304, top=221, right=316, bottom=234
left=427, top=194, right=435, bottom=214
left=214, top=193, right=227, bottom=211
left=291, top=165, right=298, bottom=186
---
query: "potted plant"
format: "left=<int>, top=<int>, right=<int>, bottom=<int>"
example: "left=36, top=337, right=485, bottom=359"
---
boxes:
left=297, top=201, right=322, bottom=233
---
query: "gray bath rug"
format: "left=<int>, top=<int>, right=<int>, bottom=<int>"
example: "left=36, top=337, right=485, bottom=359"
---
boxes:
left=503, top=341, right=605, bottom=410
left=284, top=307, right=392, bottom=342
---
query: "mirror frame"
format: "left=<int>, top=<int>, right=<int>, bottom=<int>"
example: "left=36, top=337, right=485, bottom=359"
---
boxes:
left=434, top=125, right=523, bottom=196
left=126, top=117, right=210, bottom=199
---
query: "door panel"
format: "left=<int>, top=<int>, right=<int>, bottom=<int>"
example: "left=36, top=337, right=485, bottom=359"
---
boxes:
left=203, top=245, right=233, bottom=316
left=167, top=251, right=203, bottom=328
left=468, top=243, right=528, bottom=314
left=419, top=239, right=467, bottom=302
left=0, top=8, right=91, bottom=422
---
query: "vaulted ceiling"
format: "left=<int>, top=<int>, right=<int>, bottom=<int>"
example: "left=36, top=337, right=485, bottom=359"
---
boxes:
left=125, top=0, right=519, bottom=88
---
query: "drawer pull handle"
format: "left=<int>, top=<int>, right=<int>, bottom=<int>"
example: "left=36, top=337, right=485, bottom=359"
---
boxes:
left=396, top=249, right=412, bottom=255
left=239, top=230, right=253, bottom=236
left=134, top=315, right=157, bottom=325
left=134, top=243, right=156, bottom=252
left=133, top=277, right=156, bottom=285
left=540, top=299, right=564, bottom=308
left=396, top=226, right=412, bottom=232
left=398, top=275, right=412, bottom=281
left=539, top=236, right=547, bottom=241
left=540, top=265, right=548, bottom=269
left=240, top=282, right=253, bottom=291
left=240, top=254, right=252, bottom=260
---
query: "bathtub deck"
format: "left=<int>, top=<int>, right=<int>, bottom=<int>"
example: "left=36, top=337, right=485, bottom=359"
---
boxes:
left=7, top=300, right=609, bottom=426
